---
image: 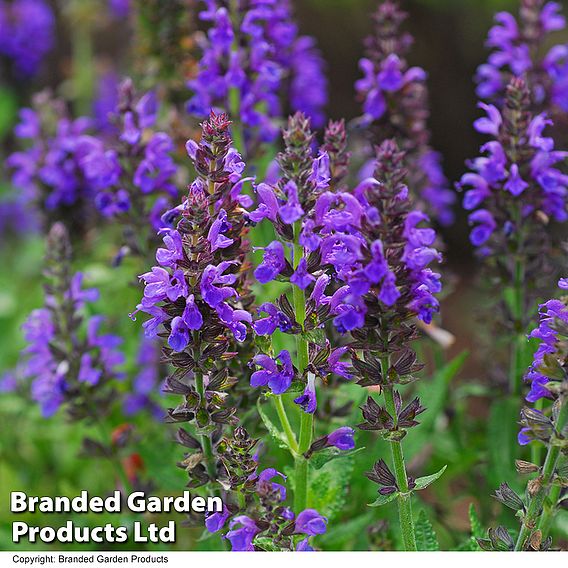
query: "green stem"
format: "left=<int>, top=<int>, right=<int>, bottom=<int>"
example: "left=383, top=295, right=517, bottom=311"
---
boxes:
left=194, top=370, right=217, bottom=483
left=514, top=399, right=568, bottom=550
left=382, top=360, right=417, bottom=551
left=274, top=395, right=299, bottom=453
left=537, top=478, right=561, bottom=538
left=531, top=398, right=544, bottom=466
left=292, top=220, right=313, bottom=512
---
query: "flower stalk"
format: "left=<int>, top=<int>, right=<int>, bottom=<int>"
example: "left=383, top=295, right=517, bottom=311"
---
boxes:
left=515, top=398, right=568, bottom=550
left=381, top=357, right=417, bottom=551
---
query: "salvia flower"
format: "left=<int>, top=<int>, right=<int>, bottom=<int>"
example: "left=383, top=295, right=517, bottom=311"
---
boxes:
left=123, top=337, right=163, bottom=419
left=475, top=0, right=568, bottom=119
left=134, top=112, right=253, bottom=488
left=78, top=79, right=179, bottom=244
left=326, top=426, right=355, bottom=450
left=187, top=0, right=327, bottom=157
left=6, top=94, right=93, bottom=225
left=461, top=79, right=567, bottom=252
left=0, top=0, right=54, bottom=77
left=459, top=77, right=567, bottom=320
left=22, top=223, right=124, bottom=418
left=522, top=279, right=568, bottom=410
left=354, top=0, right=455, bottom=225
left=250, top=351, right=295, bottom=395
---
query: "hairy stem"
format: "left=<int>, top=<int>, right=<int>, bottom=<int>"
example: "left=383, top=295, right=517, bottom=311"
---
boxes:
left=194, top=370, right=217, bottom=483
left=515, top=399, right=568, bottom=550
left=381, top=357, right=417, bottom=551
left=292, top=220, right=313, bottom=512
left=274, top=395, right=299, bottom=454
left=537, top=476, right=561, bottom=538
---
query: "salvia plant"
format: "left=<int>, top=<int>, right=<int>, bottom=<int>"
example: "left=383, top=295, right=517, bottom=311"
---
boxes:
left=476, top=0, right=568, bottom=120
left=354, top=0, right=455, bottom=226
left=3, top=0, right=568, bottom=554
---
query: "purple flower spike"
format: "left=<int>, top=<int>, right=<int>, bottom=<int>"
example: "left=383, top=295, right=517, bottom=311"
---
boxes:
left=327, top=427, right=355, bottom=451
left=294, top=509, right=328, bottom=536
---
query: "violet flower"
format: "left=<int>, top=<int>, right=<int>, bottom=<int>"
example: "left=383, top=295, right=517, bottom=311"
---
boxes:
left=79, top=79, right=178, bottom=246
left=459, top=76, right=567, bottom=342
left=475, top=0, right=568, bottom=119
left=187, top=0, right=327, bottom=158
left=134, top=112, right=253, bottom=489
left=22, top=223, right=124, bottom=418
left=6, top=96, right=93, bottom=224
left=0, top=0, right=54, bottom=77
left=327, top=427, right=355, bottom=451
left=355, top=0, right=455, bottom=225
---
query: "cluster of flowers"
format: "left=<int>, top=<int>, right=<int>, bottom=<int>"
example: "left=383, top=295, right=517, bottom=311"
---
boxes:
left=6, top=81, right=179, bottom=248
left=476, top=0, right=568, bottom=114
left=520, top=277, right=568, bottom=425
left=187, top=0, right=327, bottom=154
left=133, top=112, right=251, bottom=347
left=23, top=223, right=124, bottom=418
left=478, top=276, right=568, bottom=552
left=79, top=79, right=178, bottom=228
left=461, top=77, right=568, bottom=254
left=354, top=0, right=455, bottom=225
left=7, top=95, right=93, bottom=215
left=247, top=114, right=441, bottom=432
left=0, top=0, right=54, bottom=76
left=201, top=425, right=356, bottom=551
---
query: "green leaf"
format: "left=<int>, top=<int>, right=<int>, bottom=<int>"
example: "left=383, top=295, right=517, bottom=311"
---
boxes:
left=368, top=492, right=397, bottom=507
left=310, top=455, right=354, bottom=521
left=414, top=465, right=447, bottom=490
left=468, top=505, right=485, bottom=550
left=257, top=398, right=291, bottom=450
left=415, top=510, right=440, bottom=551
left=310, top=447, right=365, bottom=470
left=405, top=351, right=468, bottom=459
left=254, top=536, right=281, bottom=551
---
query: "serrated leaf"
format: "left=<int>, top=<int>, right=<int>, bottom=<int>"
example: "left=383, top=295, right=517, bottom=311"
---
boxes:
left=414, top=465, right=447, bottom=490
left=415, top=510, right=439, bottom=551
left=466, top=504, right=484, bottom=550
left=310, top=455, right=353, bottom=521
left=468, top=503, right=484, bottom=539
left=310, top=447, right=365, bottom=470
left=257, top=398, right=291, bottom=451
left=368, top=492, right=398, bottom=507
